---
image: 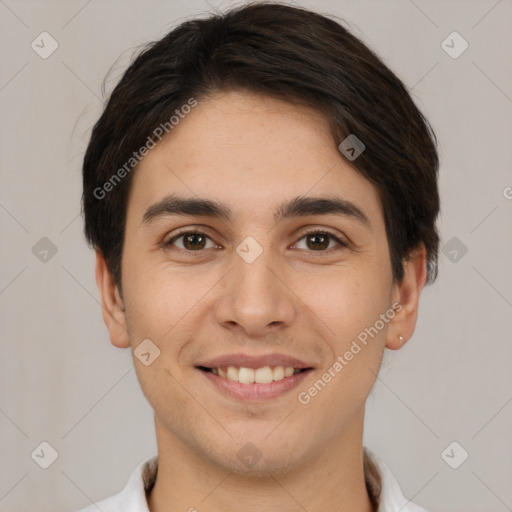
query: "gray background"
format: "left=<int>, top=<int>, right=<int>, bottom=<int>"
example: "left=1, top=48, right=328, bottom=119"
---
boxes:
left=1, top=0, right=511, bottom=511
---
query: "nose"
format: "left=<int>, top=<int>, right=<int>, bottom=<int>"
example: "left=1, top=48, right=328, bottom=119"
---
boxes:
left=214, top=243, right=296, bottom=337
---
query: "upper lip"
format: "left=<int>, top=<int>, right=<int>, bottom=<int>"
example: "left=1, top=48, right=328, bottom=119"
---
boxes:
left=197, top=353, right=313, bottom=370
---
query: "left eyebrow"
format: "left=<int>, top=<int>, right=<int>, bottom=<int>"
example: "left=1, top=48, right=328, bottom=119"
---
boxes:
left=274, top=195, right=371, bottom=229
left=141, top=193, right=371, bottom=230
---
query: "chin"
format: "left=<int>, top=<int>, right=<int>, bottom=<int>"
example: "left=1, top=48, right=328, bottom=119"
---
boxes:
left=231, top=463, right=294, bottom=477
left=208, top=444, right=304, bottom=477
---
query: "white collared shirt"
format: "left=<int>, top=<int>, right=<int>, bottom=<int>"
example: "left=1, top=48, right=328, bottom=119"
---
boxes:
left=74, top=449, right=429, bottom=512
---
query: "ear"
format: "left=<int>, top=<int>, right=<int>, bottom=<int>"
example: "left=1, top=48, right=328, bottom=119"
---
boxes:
left=95, top=248, right=130, bottom=348
left=385, top=244, right=428, bottom=350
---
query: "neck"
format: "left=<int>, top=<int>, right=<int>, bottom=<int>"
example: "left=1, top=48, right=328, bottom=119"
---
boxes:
left=147, top=411, right=375, bottom=512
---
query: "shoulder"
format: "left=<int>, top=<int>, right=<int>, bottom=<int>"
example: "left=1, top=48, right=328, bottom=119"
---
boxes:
left=364, top=447, right=431, bottom=512
left=71, top=455, right=158, bottom=512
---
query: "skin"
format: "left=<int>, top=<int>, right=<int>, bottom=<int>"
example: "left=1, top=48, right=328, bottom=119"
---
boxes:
left=96, top=90, right=427, bottom=512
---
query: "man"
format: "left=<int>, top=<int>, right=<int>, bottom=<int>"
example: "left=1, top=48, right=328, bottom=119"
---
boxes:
left=77, top=2, right=439, bottom=511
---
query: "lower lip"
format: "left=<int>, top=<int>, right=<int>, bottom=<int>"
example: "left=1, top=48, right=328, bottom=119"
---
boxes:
left=199, top=369, right=312, bottom=401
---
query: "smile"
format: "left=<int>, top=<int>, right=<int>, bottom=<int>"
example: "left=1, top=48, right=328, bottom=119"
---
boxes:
left=195, top=353, right=314, bottom=401
left=199, top=365, right=306, bottom=384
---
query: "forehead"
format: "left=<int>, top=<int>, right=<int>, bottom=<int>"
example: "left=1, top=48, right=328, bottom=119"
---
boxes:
left=127, top=90, right=384, bottom=229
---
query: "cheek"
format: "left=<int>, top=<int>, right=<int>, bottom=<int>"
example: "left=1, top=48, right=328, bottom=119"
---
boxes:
left=122, top=260, right=199, bottom=418
left=122, top=248, right=199, bottom=339
left=294, top=277, right=388, bottom=425
left=299, top=264, right=391, bottom=348
left=121, top=254, right=221, bottom=391
left=292, top=265, right=391, bottom=413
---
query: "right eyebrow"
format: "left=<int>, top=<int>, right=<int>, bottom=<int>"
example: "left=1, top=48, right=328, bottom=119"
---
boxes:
left=141, top=194, right=232, bottom=226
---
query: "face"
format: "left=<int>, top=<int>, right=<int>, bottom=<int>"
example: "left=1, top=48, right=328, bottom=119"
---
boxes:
left=97, top=90, right=424, bottom=476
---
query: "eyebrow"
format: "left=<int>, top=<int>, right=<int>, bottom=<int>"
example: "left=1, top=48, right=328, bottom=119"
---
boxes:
left=141, top=193, right=371, bottom=229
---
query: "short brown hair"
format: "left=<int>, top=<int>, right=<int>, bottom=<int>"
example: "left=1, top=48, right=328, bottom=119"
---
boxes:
left=82, top=1, right=440, bottom=289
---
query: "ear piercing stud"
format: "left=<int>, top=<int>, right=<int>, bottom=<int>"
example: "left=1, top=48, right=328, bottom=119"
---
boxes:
left=398, top=335, right=404, bottom=343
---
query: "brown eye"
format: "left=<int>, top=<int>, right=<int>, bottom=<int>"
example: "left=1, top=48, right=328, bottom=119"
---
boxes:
left=166, top=231, right=215, bottom=251
left=305, top=233, right=330, bottom=250
left=182, top=233, right=207, bottom=250
left=295, top=230, right=348, bottom=252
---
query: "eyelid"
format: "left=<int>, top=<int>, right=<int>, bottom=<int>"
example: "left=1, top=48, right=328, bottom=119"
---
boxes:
left=164, top=227, right=220, bottom=249
left=293, top=227, right=350, bottom=250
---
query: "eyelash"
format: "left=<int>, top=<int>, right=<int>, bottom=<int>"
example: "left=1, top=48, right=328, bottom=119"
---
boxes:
left=164, top=228, right=349, bottom=254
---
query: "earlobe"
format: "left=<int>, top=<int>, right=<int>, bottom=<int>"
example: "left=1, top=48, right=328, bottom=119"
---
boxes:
left=385, top=244, right=428, bottom=350
left=95, top=249, right=131, bottom=348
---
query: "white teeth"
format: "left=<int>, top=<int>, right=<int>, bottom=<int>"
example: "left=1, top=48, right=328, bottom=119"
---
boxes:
left=238, top=367, right=255, bottom=384
left=255, top=366, right=273, bottom=384
left=226, top=366, right=239, bottom=381
left=284, top=366, right=294, bottom=377
left=213, top=365, right=302, bottom=384
left=273, top=366, right=285, bottom=380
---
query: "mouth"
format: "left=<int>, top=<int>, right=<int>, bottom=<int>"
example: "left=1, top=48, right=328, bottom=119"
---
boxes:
left=195, top=354, right=314, bottom=401
left=197, top=365, right=310, bottom=384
